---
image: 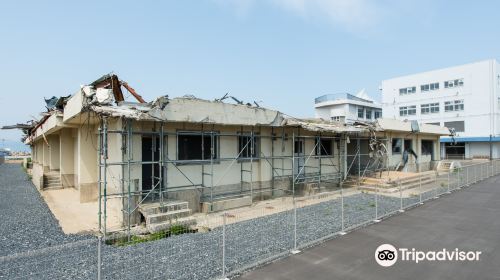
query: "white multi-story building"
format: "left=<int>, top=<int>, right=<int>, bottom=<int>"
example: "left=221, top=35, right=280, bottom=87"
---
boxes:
left=382, top=59, right=500, bottom=159
left=315, top=92, right=382, bottom=124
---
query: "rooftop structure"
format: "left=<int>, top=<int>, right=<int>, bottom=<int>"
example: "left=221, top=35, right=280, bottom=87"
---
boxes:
left=315, top=92, right=382, bottom=123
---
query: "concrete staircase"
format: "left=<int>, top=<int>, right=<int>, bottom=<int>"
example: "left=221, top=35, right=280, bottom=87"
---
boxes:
left=138, top=201, right=195, bottom=233
left=358, top=173, right=436, bottom=193
left=43, top=172, right=63, bottom=190
left=437, top=161, right=452, bottom=172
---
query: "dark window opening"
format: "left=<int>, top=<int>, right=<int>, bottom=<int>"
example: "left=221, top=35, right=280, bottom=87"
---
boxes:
left=177, top=132, right=218, bottom=161
left=315, top=138, right=333, bottom=156
left=421, top=140, right=434, bottom=155
left=392, top=138, right=402, bottom=154
left=238, top=135, right=259, bottom=158
left=404, top=139, right=412, bottom=151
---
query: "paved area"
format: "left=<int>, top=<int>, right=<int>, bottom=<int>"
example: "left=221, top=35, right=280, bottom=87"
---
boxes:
left=42, top=188, right=122, bottom=234
left=237, top=175, right=500, bottom=280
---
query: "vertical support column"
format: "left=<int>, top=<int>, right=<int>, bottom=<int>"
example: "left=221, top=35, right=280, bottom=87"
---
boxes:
left=97, top=123, right=102, bottom=235
left=102, top=117, right=108, bottom=240
left=126, top=119, right=132, bottom=242
left=159, top=123, right=164, bottom=203
left=357, top=138, right=361, bottom=187
left=210, top=127, right=215, bottom=205
left=291, top=129, right=299, bottom=253
left=60, top=129, right=75, bottom=188
left=339, top=134, right=346, bottom=235
left=250, top=129, right=254, bottom=203
left=271, top=127, right=275, bottom=197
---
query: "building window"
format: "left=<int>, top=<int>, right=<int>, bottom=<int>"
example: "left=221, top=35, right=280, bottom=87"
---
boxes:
left=444, top=79, right=464, bottom=88
left=357, top=107, right=364, bottom=118
left=374, top=111, right=382, bottom=119
left=399, top=86, right=417, bottom=95
left=421, top=103, right=440, bottom=114
left=426, top=122, right=440, bottom=126
left=331, top=116, right=341, bottom=122
left=399, top=105, right=417, bottom=116
left=444, top=121, right=465, bottom=132
left=177, top=132, right=218, bottom=161
left=315, top=138, right=333, bottom=156
left=392, top=138, right=402, bottom=154
left=238, top=134, right=259, bottom=159
left=365, top=109, right=372, bottom=120
left=444, top=100, right=464, bottom=112
left=421, top=140, right=434, bottom=155
left=420, top=82, right=439, bottom=92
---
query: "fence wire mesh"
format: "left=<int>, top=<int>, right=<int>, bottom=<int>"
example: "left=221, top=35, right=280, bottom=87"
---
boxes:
left=1, top=160, right=499, bottom=280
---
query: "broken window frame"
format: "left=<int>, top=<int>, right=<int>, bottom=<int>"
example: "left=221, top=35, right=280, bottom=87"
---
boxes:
left=392, top=138, right=402, bottom=154
left=176, top=130, right=220, bottom=164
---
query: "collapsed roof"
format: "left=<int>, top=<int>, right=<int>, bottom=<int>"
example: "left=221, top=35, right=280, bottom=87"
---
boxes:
left=2, top=73, right=452, bottom=144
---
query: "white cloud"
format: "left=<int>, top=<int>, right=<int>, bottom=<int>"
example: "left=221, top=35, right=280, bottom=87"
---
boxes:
left=271, top=0, right=381, bottom=30
left=214, top=0, right=384, bottom=31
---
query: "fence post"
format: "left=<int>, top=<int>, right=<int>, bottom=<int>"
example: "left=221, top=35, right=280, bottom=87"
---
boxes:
left=398, top=180, right=404, bottom=212
left=222, top=212, right=228, bottom=279
left=292, top=196, right=299, bottom=254
left=340, top=182, right=346, bottom=235
left=446, top=168, right=455, bottom=193
left=97, top=235, right=102, bottom=280
left=466, top=165, right=469, bottom=186
left=374, top=182, right=380, bottom=222
left=419, top=175, right=423, bottom=204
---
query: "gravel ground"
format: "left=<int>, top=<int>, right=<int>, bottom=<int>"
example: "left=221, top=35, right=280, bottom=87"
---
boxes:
left=0, top=164, right=90, bottom=257
left=0, top=163, right=462, bottom=280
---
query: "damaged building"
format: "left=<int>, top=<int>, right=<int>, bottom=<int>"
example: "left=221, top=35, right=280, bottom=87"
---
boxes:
left=6, top=74, right=451, bottom=237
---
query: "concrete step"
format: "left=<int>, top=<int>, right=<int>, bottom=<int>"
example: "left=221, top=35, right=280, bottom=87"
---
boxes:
left=359, top=178, right=435, bottom=193
left=44, top=179, right=61, bottom=184
left=43, top=185, right=64, bottom=190
left=146, top=217, right=196, bottom=233
left=139, top=201, right=189, bottom=216
left=145, top=209, right=192, bottom=224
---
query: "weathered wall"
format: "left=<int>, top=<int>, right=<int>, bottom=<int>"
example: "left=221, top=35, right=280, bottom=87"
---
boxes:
left=48, top=134, right=60, bottom=171
left=60, top=128, right=75, bottom=188
left=77, top=124, right=98, bottom=202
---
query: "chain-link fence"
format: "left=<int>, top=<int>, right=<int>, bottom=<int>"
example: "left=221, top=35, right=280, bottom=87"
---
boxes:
left=1, top=160, right=499, bottom=280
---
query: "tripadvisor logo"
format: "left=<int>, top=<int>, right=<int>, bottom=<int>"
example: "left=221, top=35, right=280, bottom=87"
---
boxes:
left=375, top=244, right=482, bottom=267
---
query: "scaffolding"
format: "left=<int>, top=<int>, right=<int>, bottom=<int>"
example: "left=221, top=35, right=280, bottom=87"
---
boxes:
left=97, top=117, right=394, bottom=240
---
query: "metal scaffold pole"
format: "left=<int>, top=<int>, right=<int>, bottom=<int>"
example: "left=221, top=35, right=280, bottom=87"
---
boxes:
left=127, top=119, right=132, bottom=241
left=102, top=117, right=108, bottom=240
left=291, top=129, right=298, bottom=253
left=250, top=129, right=254, bottom=203
left=97, top=122, right=102, bottom=235
left=159, top=122, right=164, bottom=204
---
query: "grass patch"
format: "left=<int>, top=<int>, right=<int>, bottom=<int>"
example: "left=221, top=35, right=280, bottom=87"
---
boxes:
left=106, top=224, right=197, bottom=246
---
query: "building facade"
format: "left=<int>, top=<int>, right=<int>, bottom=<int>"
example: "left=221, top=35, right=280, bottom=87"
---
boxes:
left=382, top=59, right=500, bottom=159
left=315, top=93, right=382, bottom=124
left=21, top=75, right=447, bottom=236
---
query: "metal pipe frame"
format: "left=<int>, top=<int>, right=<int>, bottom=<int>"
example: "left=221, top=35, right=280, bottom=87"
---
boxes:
left=98, top=121, right=401, bottom=240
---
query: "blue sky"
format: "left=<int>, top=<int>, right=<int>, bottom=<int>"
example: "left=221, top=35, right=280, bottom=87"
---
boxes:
left=0, top=0, right=499, bottom=151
